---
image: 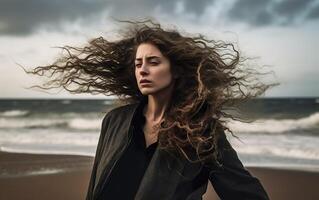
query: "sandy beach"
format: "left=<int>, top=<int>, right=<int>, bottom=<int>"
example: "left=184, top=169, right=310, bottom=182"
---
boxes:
left=1, top=151, right=318, bottom=200
left=0, top=151, right=93, bottom=200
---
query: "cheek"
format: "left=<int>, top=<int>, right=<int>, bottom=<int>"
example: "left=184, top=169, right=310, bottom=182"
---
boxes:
left=135, top=68, right=140, bottom=81
left=154, top=67, right=173, bottom=85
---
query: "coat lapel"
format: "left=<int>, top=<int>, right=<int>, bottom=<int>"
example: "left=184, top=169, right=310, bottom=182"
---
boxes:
left=134, top=146, right=186, bottom=200
left=135, top=145, right=204, bottom=200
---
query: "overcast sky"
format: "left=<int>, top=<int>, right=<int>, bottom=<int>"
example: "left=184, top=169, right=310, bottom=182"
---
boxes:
left=1, top=0, right=319, bottom=99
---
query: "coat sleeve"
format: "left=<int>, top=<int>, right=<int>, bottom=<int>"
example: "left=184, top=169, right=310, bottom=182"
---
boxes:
left=85, top=112, right=112, bottom=200
left=207, top=131, right=270, bottom=200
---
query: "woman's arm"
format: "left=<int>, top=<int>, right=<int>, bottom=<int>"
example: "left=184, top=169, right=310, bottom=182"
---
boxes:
left=85, top=112, right=112, bottom=200
left=207, top=131, right=270, bottom=200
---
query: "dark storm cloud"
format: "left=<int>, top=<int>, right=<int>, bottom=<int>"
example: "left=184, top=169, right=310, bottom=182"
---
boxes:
left=0, top=0, right=214, bottom=36
left=227, top=0, right=274, bottom=26
left=273, top=0, right=314, bottom=17
left=106, top=0, right=214, bottom=22
left=227, top=0, right=319, bottom=27
left=272, top=0, right=315, bottom=24
left=0, top=0, right=109, bottom=35
left=184, top=0, right=213, bottom=16
left=2, top=0, right=319, bottom=36
left=306, top=4, right=319, bottom=19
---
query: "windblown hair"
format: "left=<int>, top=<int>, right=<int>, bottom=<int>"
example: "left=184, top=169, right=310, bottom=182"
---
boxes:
left=24, top=19, right=277, bottom=168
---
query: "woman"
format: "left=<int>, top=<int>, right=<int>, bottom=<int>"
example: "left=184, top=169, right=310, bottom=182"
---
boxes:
left=26, top=19, right=274, bottom=200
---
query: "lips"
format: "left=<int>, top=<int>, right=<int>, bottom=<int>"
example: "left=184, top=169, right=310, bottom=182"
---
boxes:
left=140, top=79, right=151, bottom=84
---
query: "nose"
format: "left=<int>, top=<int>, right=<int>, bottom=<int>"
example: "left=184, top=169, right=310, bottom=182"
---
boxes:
left=139, top=63, right=149, bottom=76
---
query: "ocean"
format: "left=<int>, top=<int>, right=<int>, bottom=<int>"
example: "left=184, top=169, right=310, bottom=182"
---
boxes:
left=0, top=98, right=318, bottom=171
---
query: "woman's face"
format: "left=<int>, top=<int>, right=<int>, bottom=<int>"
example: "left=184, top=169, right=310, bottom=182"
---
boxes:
left=135, top=43, right=174, bottom=96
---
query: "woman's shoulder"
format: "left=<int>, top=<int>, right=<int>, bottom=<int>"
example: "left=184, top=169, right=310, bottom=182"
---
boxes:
left=98, top=102, right=139, bottom=137
left=103, top=102, right=139, bottom=121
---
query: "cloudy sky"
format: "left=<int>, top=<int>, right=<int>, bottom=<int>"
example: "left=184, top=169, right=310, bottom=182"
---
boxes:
left=1, top=0, right=318, bottom=99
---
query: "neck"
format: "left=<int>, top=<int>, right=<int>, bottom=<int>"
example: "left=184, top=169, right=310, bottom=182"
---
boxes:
left=143, top=82, right=174, bottom=123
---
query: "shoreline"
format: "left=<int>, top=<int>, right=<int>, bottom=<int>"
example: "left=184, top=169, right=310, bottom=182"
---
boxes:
left=1, top=150, right=319, bottom=200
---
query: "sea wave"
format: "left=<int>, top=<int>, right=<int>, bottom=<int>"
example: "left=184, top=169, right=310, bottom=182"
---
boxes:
left=68, top=118, right=102, bottom=130
left=225, top=133, right=319, bottom=161
left=234, top=144, right=319, bottom=160
left=0, top=117, right=102, bottom=131
left=228, top=112, right=319, bottom=134
left=0, top=129, right=99, bottom=157
left=0, top=110, right=30, bottom=117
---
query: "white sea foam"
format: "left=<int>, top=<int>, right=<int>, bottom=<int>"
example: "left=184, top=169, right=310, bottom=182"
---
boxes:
left=0, top=118, right=67, bottom=129
left=103, top=100, right=113, bottom=105
left=228, top=112, right=319, bottom=133
left=0, top=129, right=99, bottom=156
left=68, top=118, right=101, bottom=130
left=0, top=168, right=66, bottom=178
left=228, top=134, right=319, bottom=160
left=0, top=146, right=95, bottom=157
left=0, top=117, right=102, bottom=130
left=0, top=130, right=99, bottom=146
left=235, top=145, right=319, bottom=160
left=0, top=110, right=29, bottom=117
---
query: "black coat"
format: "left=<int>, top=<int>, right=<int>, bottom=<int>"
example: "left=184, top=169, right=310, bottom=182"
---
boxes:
left=86, top=100, right=270, bottom=200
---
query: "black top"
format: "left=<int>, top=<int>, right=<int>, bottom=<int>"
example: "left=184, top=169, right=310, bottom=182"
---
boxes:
left=99, top=104, right=158, bottom=200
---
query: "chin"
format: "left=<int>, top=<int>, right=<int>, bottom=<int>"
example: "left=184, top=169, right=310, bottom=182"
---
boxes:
left=140, top=90, right=154, bottom=95
left=139, top=88, right=157, bottom=95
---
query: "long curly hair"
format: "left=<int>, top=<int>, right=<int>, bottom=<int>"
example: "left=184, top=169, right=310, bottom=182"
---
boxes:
left=24, top=19, right=278, bottom=168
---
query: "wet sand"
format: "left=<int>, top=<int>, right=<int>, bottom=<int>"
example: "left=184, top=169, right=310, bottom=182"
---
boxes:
left=1, top=151, right=318, bottom=200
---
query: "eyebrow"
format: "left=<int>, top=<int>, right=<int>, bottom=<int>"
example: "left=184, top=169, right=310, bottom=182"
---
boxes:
left=135, top=56, right=161, bottom=62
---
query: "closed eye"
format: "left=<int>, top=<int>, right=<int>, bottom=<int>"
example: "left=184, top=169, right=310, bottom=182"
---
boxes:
left=135, top=62, right=159, bottom=67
